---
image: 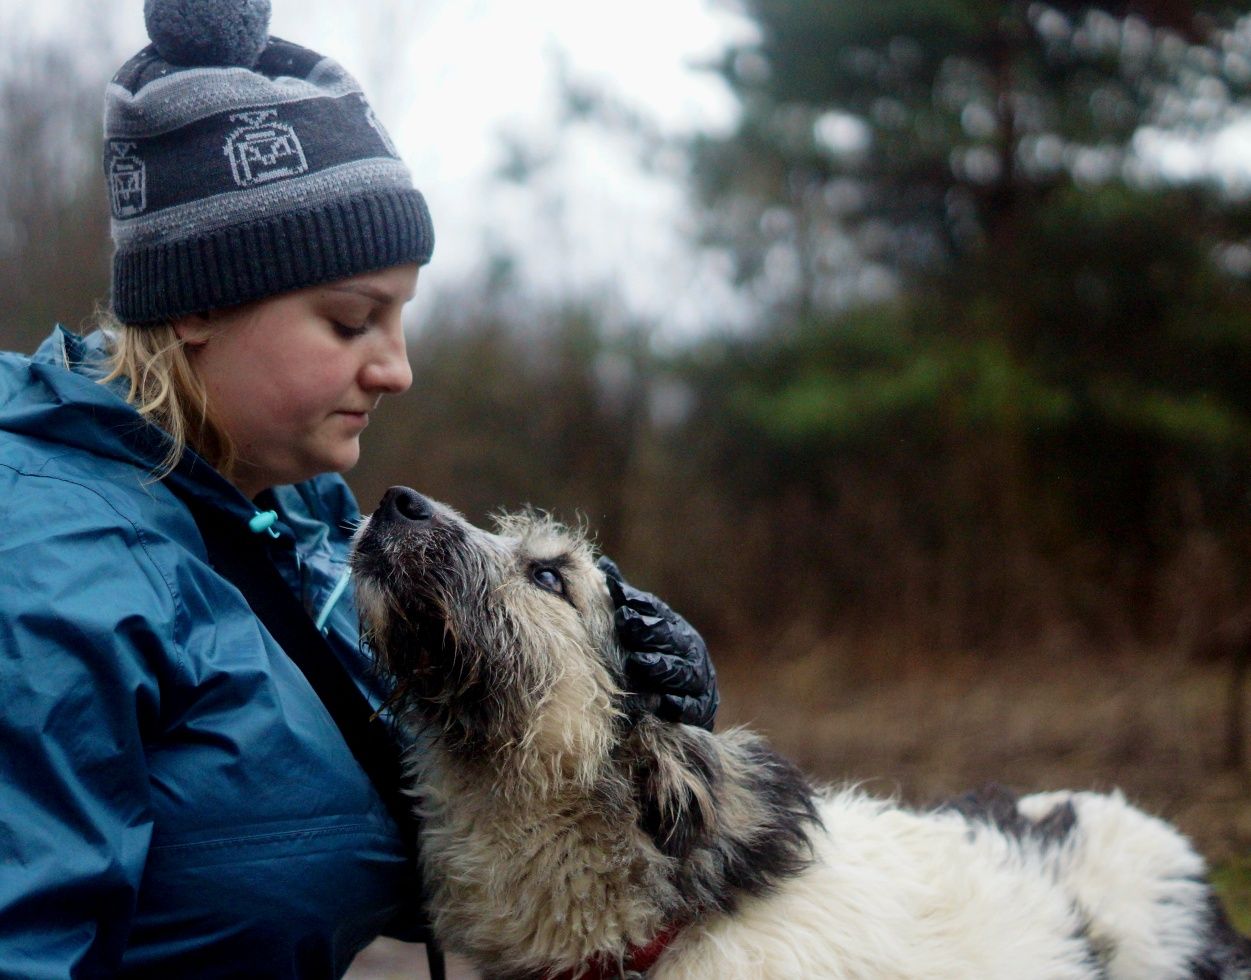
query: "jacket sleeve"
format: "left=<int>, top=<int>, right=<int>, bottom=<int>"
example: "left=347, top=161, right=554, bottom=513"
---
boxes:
left=0, top=478, right=169, bottom=979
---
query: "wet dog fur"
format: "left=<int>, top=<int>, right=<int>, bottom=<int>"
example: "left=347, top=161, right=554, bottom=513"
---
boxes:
left=351, top=487, right=1251, bottom=980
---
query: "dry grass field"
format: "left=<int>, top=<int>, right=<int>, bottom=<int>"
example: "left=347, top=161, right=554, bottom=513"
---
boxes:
left=347, top=642, right=1251, bottom=977
left=716, top=644, right=1250, bottom=859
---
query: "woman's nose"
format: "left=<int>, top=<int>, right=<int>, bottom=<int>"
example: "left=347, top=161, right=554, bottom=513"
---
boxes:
left=362, top=330, right=413, bottom=395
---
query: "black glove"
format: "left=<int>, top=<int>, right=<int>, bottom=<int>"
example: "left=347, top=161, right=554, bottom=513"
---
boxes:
left=597, top=556, right=719, bottom=730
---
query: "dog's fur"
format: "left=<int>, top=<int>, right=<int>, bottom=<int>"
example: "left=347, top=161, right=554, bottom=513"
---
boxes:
left=351, top=489, right=1251, bottom=980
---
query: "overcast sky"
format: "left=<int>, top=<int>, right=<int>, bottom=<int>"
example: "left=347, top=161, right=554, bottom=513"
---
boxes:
left=8, top=1, right=1251, bottom=335
left=275, top=0, right=759, bottom=332
left=6, top=0, right=758, bottom=334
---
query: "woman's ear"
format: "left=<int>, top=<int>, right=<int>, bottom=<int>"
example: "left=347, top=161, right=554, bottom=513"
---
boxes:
left=171, top=312, right=215, bottom=348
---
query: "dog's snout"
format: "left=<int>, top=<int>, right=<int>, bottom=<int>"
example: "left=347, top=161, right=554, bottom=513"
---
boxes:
left=379, top=486, right=434, bottom=525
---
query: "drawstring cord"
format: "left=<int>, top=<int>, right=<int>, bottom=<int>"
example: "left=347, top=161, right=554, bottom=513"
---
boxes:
left=245, top=509, right=350, bottom=631
left=315, top=569, right=353, bottom=632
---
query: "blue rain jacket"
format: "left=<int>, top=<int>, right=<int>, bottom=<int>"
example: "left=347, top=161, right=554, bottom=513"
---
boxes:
left=0, top=327, right=423, bottom=978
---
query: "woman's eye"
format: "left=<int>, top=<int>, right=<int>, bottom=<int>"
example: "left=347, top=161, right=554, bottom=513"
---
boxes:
left=532, top=567, right=565, bottom=595
left=333, top=320, right=369, bottom=339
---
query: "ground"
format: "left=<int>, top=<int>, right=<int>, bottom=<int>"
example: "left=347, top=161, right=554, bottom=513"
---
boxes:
left=345, top=941, right=477, bottom=979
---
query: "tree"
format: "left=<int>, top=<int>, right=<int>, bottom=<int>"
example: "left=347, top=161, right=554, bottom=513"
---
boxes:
left=696, top=1, right=1251, bottom=314
left=678, top=1, right=1251, bottom=652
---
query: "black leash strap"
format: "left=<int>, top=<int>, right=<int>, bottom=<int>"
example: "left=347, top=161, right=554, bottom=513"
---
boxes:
left=184, top=499, right=445, bottom=980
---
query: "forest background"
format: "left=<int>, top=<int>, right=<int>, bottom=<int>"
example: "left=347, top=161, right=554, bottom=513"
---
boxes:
left=4, top=0, right=1251, bottom=928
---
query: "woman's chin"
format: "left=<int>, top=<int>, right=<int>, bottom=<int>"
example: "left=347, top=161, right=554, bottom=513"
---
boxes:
left=326, top=439, right=363, bottom=475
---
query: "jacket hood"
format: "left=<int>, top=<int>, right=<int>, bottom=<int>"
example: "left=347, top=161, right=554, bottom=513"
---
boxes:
left=1, top=327, right=254, bottom=521
left=2, top=325, right=363, bottom=538
left=2, top=327, right=165, bottom=462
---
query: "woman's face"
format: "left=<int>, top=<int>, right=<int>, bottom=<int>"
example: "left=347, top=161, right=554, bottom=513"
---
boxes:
left=175, top=263, right=419, bottom=499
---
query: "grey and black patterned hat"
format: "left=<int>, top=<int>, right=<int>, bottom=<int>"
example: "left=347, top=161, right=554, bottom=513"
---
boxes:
left=104, top=0, right=434, bottom=325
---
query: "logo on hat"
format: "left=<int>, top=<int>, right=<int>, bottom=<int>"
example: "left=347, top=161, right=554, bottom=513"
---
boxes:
left=224, top=110, right=309, bottom=187
left=363, top=98, right=399, bottom=158
left=108, top=142, right=147, bottom=218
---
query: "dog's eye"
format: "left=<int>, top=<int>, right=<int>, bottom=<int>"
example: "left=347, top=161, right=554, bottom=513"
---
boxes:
left=532, top=566, right=565, bottom=595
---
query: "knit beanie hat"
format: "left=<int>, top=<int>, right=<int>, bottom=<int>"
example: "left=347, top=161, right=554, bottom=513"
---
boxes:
left=104, top=0, right=434, bottom=325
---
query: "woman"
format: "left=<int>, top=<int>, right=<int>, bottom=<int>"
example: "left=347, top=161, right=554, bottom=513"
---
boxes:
left=0, top=1, right=716, bottom=976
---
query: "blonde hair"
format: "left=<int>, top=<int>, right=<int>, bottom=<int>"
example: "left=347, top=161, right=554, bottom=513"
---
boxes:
left=96, top=309, right=237, bottom=479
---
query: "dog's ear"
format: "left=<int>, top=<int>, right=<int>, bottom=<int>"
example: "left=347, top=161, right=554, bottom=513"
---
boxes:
left=626, top=718, right=721, bottom=861
left=625, top=721, right=822, bottom=914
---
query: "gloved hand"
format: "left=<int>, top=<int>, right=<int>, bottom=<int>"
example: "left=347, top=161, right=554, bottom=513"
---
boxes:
left=597, top=556, right=719, bottom=730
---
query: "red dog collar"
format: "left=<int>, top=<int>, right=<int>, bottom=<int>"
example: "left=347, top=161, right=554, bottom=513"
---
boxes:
left=550, top=922, right=684, bottom=980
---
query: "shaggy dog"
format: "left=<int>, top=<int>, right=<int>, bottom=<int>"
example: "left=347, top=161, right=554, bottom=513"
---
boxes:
left=351, top=486, right=1251, bottom=980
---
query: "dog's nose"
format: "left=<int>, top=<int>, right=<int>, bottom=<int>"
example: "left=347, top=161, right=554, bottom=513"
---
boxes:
left=378, top=486, right=434, bottom=524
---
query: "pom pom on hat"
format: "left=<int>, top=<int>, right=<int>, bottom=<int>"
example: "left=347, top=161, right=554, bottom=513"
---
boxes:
left=144, top=0, right=272, bottom=68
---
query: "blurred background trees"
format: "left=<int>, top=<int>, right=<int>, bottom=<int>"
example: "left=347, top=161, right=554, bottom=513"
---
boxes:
left=3, top=0, right=1251, bottom=857
left=680, top=0, right=1251, bottom=654
left=0, top=5, right=119, bottom=352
